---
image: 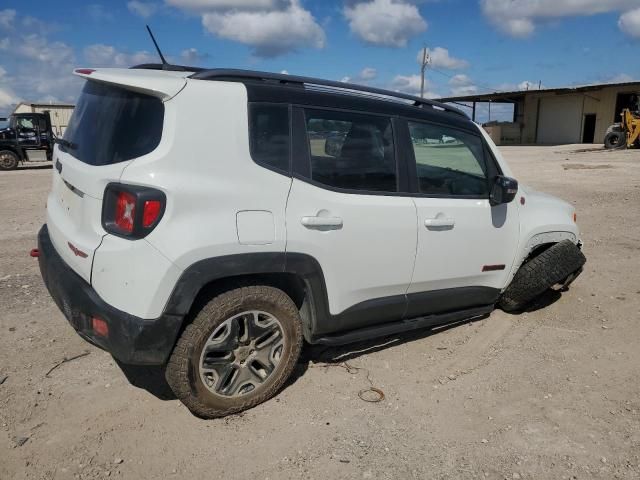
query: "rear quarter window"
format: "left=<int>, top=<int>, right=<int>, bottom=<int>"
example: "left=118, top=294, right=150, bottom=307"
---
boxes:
left=62, top=81, right=164, bottom=165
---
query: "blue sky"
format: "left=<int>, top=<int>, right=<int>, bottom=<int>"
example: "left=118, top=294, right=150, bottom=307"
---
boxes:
left=1, top=0, right=640, bottom=120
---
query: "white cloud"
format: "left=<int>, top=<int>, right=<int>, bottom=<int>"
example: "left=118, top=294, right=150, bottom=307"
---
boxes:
left=84, top=44, right=157, bottom=67
left=340, top=76, right=352, bottom=83
left=344, top=0, right=427, bottom=47
left=604, top=73, right=636, bottom=84
left=166, top=0, right=289, bottom=11
left=417, top=46, right=468, bottom=69
left=481, top=0, right=639, bottom=38
left=359, top=67, right=377, bottom=80
left=0, top=9, right=16, bottom=30
left=448, top=74, right=478, bottom=96
left=619, top=8, right=640, bottom=38
left=168, top=0, right=324, bottom=57
left=87, top=4, right=114, bottom=22
left=280, top=69, right=289, bottom=74
left=0, top=14, right=81, bottom=115
left=390, top=73, right=437, bottom=98
left=127, top=1, right=159, bottom=18
left=180, top=47, right=208, bottom=64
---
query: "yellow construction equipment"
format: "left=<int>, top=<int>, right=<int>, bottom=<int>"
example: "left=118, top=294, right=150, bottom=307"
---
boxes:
left=604, top=108, right=640, bottom=149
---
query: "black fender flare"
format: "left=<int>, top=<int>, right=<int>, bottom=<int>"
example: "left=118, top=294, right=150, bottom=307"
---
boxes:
left=161, top=252, right=332, bottom=338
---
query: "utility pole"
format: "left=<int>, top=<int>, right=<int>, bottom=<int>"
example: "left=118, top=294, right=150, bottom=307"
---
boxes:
left=419, top=45, right=430, bottom=98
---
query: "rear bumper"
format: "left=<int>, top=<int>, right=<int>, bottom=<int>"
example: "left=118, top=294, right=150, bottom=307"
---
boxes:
left=37, top=225, right=183, bottom=365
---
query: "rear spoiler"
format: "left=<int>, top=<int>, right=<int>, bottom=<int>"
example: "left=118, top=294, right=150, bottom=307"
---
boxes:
left=73, top=68, right=193, bottom=101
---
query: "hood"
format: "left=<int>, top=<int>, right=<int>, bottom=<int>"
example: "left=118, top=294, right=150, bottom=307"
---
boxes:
left=520, top=184, right=574, bottom=215
left=0, top=126, right=15, bottom=140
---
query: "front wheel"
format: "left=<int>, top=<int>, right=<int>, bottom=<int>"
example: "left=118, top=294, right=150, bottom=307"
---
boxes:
left=0, top=150, right=19, bottom=170
left=604, top=131, right=627, bottom=149
left=165, top=285, right=303, bottom=418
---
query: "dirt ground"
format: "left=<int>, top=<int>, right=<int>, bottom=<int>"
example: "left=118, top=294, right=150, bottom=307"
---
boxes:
left=1, top=145, right=639, bottom=480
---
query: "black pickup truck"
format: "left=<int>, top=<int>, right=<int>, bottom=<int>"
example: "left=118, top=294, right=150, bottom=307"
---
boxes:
left=0, top=111, right=55, bottom=170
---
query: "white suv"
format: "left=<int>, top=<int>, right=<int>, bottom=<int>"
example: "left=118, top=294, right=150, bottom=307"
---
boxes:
left=37, top=65, right=586, bottom=418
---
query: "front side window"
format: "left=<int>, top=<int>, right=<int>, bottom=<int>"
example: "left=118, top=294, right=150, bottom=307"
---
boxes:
left=408, top=121, right=489, bottom=196
left=305, top=109, right=397, bottom=192
left=249, top=104, right=290, bottom=172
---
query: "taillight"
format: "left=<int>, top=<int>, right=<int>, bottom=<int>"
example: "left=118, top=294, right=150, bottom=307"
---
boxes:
left=142, top=200, right=162, bottom=227
left=114, top=190, right=136, bottom=233
left=102, top=184, right=166, bottom=239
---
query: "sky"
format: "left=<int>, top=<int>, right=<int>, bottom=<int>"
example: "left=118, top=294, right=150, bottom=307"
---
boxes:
left=1, top=0, right=640, bottom=121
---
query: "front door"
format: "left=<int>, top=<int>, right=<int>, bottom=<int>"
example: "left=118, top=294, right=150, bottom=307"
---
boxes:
left=16, top=115, right=41, bottom=148
left=286, top=107, right=417, bottom=334
left=404, top=120, right=520, bottom=316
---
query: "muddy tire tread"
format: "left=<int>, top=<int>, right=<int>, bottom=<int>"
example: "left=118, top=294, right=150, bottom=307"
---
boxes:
left=499, top=240, right=586, bottom=312
left=165, top=285, right=303, bottom=419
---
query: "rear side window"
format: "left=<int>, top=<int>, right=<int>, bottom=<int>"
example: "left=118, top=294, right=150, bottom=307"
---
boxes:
left=62, top=81, right=164, bottom=165
left=304, top=109, right=397, bottom=192
left=408, top=121, right=489, bottom=196
left=249, top=104, right=290, bottom=172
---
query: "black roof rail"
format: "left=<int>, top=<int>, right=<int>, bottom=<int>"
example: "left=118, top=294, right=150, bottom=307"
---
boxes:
left=190, top=68, right=467, bottom=117
left=130, top=63, right=205, bottom=73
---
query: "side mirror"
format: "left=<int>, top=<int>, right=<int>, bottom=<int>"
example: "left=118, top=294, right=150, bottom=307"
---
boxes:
left=490, top=175, right=518, bottom=205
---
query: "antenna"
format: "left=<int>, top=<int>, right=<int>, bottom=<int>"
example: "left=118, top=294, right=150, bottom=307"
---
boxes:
left=419, top=45, right=430, bottom=99
left=146, top=25, right=168, bottom=69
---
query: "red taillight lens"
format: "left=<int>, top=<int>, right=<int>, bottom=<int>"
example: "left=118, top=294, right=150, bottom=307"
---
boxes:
left=142, top=200, right=162, bottom=227
left=92, top=317, right=109, bottom=337
left=103, top=184, right=166, bottom=239
left=114, top=191, right=137, bottom=233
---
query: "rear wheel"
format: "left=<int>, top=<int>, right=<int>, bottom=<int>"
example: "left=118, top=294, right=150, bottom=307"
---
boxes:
left=0, top=150, right=19, bottom=171
left=604, top=131, right=627, bottom=149
left=165, top=285, right=303, bottom=418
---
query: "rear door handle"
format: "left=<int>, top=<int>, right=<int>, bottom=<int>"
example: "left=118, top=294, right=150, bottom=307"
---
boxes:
left=424, top=217, right=455, bottom=228
left=301, top=216, right=343, bottom=229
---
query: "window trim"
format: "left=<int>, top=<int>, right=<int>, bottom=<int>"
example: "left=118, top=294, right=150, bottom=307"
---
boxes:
left=247, top=102, right=292, bottom=176
left=293, top=105, right=403, bottom=196
left=402, top=117, right=501, bottom=200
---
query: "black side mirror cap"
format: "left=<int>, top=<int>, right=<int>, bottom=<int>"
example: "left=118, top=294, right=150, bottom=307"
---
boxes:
left=490, top=175, right=518, bottom=205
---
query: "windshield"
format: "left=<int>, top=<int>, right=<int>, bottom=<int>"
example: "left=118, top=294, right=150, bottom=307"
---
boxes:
left=62, top=81, right=164, bottom=165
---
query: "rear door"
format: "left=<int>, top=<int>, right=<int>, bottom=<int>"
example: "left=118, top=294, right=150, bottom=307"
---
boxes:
left=47, top=79, right=165, bottom=282
left=285, top=107, right=417, bottom=333
left=404, top=119, right=519, bottom=316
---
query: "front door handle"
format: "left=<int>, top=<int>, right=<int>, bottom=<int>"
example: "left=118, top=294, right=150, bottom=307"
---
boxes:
left=301, top=216, right=343, bottom=229
left=424, top=217, right=455, bottom=228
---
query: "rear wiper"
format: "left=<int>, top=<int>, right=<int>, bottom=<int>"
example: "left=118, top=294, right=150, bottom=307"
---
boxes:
left=54, top=138, right=77, bottom=150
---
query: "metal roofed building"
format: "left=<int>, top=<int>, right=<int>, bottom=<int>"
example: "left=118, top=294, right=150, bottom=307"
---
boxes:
left=438, top=81, right=640, bottom=146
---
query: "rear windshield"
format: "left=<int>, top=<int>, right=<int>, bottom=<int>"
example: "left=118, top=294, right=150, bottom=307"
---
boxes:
left=62, top=81, right=164, bottom=165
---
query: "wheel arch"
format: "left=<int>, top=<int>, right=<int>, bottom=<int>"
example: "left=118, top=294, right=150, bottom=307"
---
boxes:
left=505, top=231, right=579, bottom=290
left=0, top=146, right=24, bottom=161
left=163, top=252, right=329, bottom=344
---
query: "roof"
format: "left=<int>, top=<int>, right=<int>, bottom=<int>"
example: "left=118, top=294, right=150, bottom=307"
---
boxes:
left=131, top=63, right=466, bottom=117
left=438, top=81, right=640, bottom=103
left=14, top=101, right=75, bottom=110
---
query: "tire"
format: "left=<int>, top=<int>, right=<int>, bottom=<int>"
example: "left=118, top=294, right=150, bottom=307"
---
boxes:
left=499, top=240, right=586, bottom=312
left=0, top=150, right=19, bottom=171
left=604, top=131, right=627, bottom=150
left=165, top=285, right=303, bottom=418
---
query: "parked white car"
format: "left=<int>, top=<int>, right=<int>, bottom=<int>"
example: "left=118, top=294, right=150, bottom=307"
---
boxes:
left=37, top=66, right=586, bottom=418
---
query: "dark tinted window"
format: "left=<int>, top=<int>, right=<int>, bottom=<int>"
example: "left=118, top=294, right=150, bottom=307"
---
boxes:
left=305, top=109, right=396, bottom=192
left=408, top=121, right=489, bottom=196
left=62, top=81, right=164, bottom=165
left=249, top=104, right=290, bottom=172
